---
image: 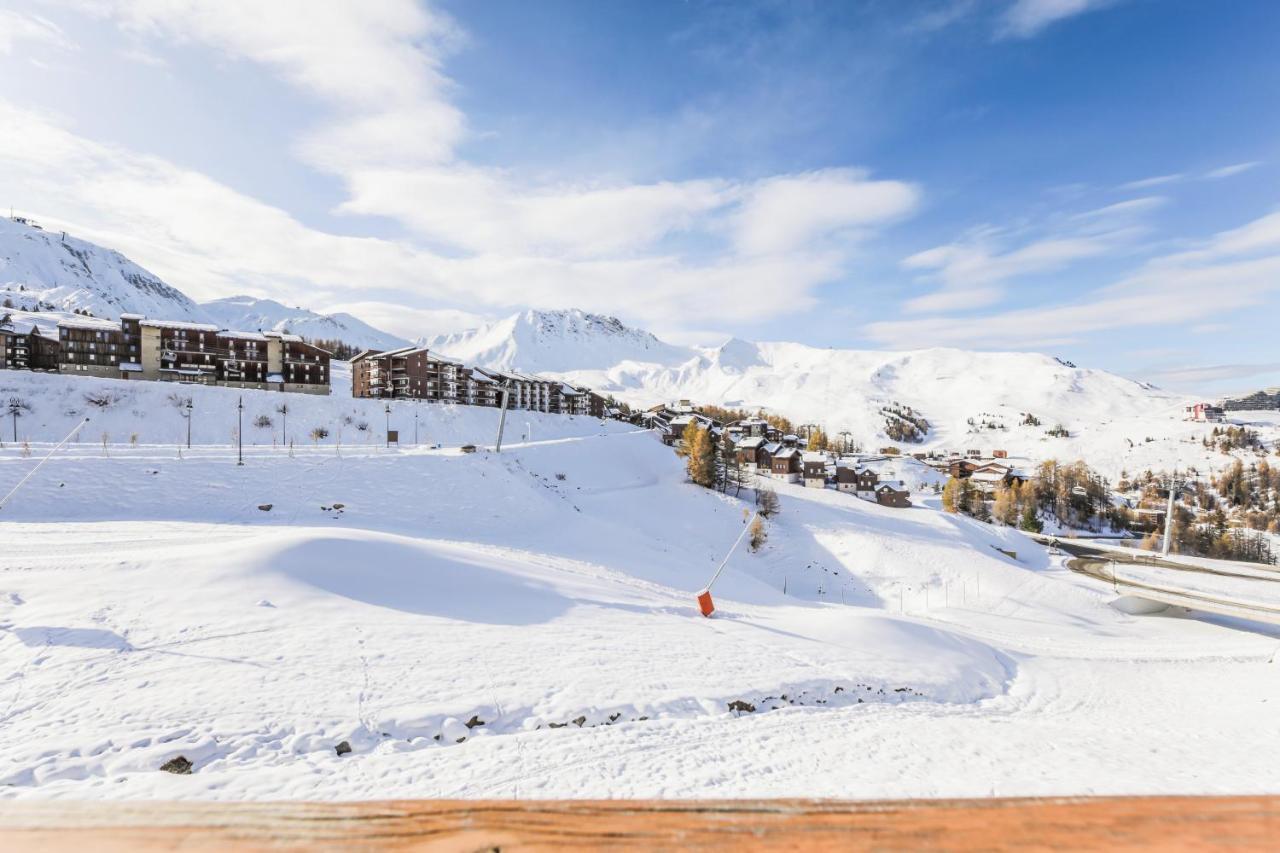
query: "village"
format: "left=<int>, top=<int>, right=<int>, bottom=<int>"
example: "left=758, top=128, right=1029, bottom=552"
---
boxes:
left=637, top=399, right=1034, bottom=512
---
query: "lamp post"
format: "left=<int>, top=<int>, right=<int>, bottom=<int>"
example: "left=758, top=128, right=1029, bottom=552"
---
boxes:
left=183, top=399, right=193, bottom=449
left=7, top=398, right=20, bottom=443
left=414, top=408, right=419, bottom=446
left=385, top=403, right=391, bottom=448
left=237, top=397, right=244, bottom=466
left=276, top=403, right=289, bottom=448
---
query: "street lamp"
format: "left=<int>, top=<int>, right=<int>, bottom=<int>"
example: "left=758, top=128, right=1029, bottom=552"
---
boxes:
left=237, top=397, right=244, bottom=466
left=385, top=403, right=391, bottom=448
left=414, top=408, right=419, bottom=446
left=182, top=399, right=193, bottom=449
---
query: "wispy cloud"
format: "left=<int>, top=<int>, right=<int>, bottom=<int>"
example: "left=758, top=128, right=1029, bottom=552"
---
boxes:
left=0, top=10, right=75, bottom=54
left=996, top=0, right=1118, bottom=40
left=866, top=209, right=1280, bottom=348
left=1119, top=173, right=1184, bottom=191
left=1204, top=161, right=1261, bottom=179
left=899, top=196, right=1159, bottom=315
left=1144, top=361, right=1280, bottom=388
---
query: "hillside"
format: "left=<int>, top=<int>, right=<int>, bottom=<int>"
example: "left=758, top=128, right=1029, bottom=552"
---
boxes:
left=2, top=372, right=1279, bottom=799
left=0, top=218, right=404, bottom=351
left=425, top=308, right=690, bottom=374
left=0, top=217, right=204, bottom=321
left=202, top=296, right=409, bottom=352
left=426, top=310, right=1265, bottom=480
left=0, top=361, right=611, bottom=448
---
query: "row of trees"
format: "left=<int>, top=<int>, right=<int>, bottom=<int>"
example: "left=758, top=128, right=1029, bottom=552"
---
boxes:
left=943, top=459, right=1122, bottom=534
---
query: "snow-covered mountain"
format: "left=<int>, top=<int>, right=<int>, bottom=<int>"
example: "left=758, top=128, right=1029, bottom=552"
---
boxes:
left=428, top=309, right=1198, bottom=474
left=0, top=217, right=406, bottom=350
left=0, top=216, right=205, bottom=321
left=424, top=308, right=690, bottom=374
left=201, top=295, right=408, bottom=351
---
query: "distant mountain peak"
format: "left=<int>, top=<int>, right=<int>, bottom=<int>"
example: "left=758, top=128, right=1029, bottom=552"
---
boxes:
left=0, top=216, right=205, bottom=321
left=426, top=308, right=692, bottom=374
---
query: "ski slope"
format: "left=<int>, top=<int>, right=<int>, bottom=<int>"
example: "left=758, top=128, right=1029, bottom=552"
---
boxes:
left=2, top=387, right=1280, bottom=800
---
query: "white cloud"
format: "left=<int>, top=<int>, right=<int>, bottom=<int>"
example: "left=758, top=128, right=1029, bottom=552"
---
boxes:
left=867, top=210, right=1280, bottom=347
left=322, top=302, right=491, bottom=342
left=1119, top=173, right=1184, bottom=190
left=0, top=100, right=864, bottom=333
left=1070, top=196, right=1167, bottom=223
left=900, top=227, right=1135, bottom=314
left=997, top=0, right=1116, bottom=39
left=0, top=10, right=76, bottom=54
left=39, top=0, right=918, bottom=327
left=1145, top=362, right=1280, bottom=387
left=732, top=169, right=920, bottom=256
left=1204, top=161, right=1261, bottom=179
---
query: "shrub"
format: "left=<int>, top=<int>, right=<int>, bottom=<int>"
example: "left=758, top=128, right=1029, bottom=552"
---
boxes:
left=253, top=415, right=273, bottom=429
left=310, top=426, right=329, bottom=443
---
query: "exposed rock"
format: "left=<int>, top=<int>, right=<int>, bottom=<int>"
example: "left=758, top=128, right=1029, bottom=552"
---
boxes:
left=572, top=716, right=587, bottom=727
left=335, top=740, right=352, bottom=756
left=159, top=756, right=192, bottom=775
left=727, top=700, right=756, bottom=714
left=257, top=504, right=273, bottom=512
left=464, top=715, right=485, bottom=729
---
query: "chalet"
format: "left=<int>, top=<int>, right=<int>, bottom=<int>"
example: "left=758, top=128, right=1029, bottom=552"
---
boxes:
left=992, top=449, right=1009, bottom=459
left=735, top=435, right=769, bottom=470
left=969, top=462, right=1013, bottom=493
left=835, top=462, right=879, bottom=495
left=731, top=416, right=777, bottom=440
left=770, top=447, right=801, bottom=482
left=948, top=459, right=978, bottom=479
left=801, top=451, right=828, bottom=488
left=874, top=481, right=911, bottom=508
left=1186, top=402, right=1226, bottom=422
left=966, top=448, right=982, bottom=459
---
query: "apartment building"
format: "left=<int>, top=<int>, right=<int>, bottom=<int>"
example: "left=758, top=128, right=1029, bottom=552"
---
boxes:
left=49, top=314, right=331, bottom=393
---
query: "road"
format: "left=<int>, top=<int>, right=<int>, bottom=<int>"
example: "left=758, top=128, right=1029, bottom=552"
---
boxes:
left=1046, top=538, right=1280, bottom=626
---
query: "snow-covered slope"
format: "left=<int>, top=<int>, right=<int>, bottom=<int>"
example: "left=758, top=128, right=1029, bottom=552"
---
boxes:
left=427, top=310, right=1224, bottom=478
left=0, top=218, right=206, bottom=322
left=2, top=374, right=1279, bottom=800
left=425, top=308, right=691, bottom=374
left=202, top=296, right=408, bottom=351
left=0, top=219, right=405, bottom=351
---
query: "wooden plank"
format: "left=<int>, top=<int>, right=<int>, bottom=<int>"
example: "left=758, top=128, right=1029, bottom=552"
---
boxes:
left=2, top=796, right=1278, bottom=851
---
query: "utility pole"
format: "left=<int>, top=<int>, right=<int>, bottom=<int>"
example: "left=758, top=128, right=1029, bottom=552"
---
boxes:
left=494, top=382, right=511, bottom=452
left=236, top=397, right=244, bottom=466
left=1160, top=474, right=1180, bottom=556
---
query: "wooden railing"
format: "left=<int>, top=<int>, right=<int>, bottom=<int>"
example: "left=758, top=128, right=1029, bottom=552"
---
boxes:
left=0, top=796, right=1276, bottom=850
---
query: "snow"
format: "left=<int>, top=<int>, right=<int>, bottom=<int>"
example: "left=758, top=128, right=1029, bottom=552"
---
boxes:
left=0, top=218, right=204, bottom=322
left=2, top=369, right=1280, bottom=800
left=0, top=219, right=406, bottom=351
left=430, top=310, right=1280, bottom=482
left=201, top=296, right=408, bottom=351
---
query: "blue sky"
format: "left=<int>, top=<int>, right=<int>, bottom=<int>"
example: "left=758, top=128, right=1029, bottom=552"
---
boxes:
left=1, top=0, right=1278, bottom=394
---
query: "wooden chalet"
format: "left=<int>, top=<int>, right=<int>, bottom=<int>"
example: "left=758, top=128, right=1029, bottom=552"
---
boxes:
left=769, top=447, right=801, bottom=482
left=802, top=451, right=828, bottom=488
